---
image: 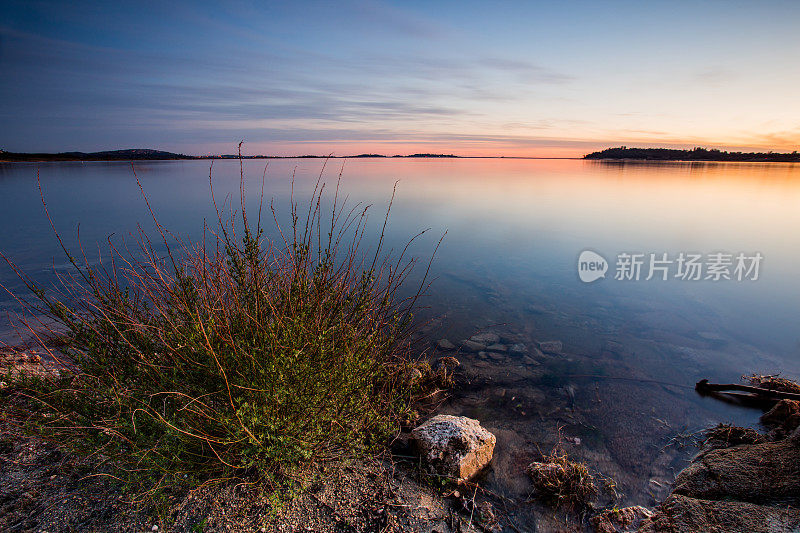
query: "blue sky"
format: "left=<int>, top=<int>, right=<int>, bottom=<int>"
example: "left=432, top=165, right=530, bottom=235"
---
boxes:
left=1, top=0, right=799, bottom=156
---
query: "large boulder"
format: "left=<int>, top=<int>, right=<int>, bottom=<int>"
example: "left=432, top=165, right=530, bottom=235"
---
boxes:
left=638, top=494, right=800, bottom=533
left=760, top=399, right=800, bottom=432
left=672, top=439, right=800, bottom=505
left=411, top=415, right=496, bottom=482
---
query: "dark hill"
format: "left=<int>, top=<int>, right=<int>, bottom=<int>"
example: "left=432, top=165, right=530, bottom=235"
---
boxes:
left=0, top=149, right=194, bottom=161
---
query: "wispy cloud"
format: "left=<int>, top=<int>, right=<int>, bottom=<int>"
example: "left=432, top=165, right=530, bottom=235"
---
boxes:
left=0, top=19, right=575, bottom=152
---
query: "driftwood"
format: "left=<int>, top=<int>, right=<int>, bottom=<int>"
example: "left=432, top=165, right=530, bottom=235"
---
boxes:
left=696, top=379, right=800, bottom=401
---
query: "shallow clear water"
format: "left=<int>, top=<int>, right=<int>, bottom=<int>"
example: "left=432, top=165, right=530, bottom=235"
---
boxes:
left=2, top=158, right=799, bottom=522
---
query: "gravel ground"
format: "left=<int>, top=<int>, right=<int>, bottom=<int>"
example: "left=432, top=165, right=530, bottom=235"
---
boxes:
left=0, top=421, right=493, bottom=533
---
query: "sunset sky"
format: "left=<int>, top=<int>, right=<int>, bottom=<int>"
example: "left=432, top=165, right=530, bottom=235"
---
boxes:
left=2, top=0, right=799, bottom=157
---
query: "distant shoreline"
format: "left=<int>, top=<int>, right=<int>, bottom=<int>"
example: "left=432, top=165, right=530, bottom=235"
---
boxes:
left=6, top=146, right=800, bottom=163
left=0, top=156, right=579, bottom=162
left=0, top=149, right=577, bottom=163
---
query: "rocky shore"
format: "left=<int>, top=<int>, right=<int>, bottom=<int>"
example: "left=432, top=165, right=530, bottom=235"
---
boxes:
left=3, top=341, right=800, bottom=532
left=637, top=383, right=800, bottom=533
left=423, top=334, right=800, bottom=532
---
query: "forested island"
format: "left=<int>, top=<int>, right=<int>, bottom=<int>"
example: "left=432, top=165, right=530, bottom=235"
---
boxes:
left=585, top=146, right=800, bottom=162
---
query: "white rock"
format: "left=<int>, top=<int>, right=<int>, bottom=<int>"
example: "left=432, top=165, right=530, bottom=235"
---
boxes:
left=509, top=343, right=527, bottom=354
left=411, top=414, right=496, bottom=482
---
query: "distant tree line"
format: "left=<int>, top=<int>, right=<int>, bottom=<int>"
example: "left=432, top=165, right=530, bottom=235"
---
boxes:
left=584, top=146, right=800, bottom=162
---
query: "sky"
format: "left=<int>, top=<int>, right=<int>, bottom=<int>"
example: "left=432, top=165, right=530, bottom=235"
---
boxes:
left=1, top=0, right=799, bottom=157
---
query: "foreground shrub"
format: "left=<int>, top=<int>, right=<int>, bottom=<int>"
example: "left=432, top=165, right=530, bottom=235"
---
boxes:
left=526, top=448, right=596, bottom=509
left=2, top=161, right=435, bottom=500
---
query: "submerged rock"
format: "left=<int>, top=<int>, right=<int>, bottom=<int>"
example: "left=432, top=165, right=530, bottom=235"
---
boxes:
left=509, top=343, right=526, bottom=354
left=697, top=331, right=726, bottom=341
left=460, top=340, right=487, bottom=352
left=601, top=340, right=624, bottom=356
left=525, top=304, right=549, bottom=315
left=538, top=340, right=563, bottom=354
left=639, top=494, right=800, bottom=533
left=469, top=332, right=500, bottom=344
left=486, top=343, right=507, bottom=352
left=436, top=338, right=456, bottom=351
left=411, top=415, right=496, bottom=482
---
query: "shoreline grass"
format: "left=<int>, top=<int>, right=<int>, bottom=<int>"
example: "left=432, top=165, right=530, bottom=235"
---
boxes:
left=1, top=154, right=440, bottom=503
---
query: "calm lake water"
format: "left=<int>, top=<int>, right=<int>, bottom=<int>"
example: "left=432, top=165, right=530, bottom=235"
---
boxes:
left=2, top=158, right=800, bottom=524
